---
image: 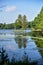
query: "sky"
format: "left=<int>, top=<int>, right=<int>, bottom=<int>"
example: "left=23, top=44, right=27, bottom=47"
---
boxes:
left=0, top=0, right=43, bottom=23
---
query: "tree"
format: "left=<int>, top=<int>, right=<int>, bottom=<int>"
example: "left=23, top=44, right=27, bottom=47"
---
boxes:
left=15, top=14, right=22, bottom=29
left=31, top=7, right=43, bottom=30
left=22, top=15, right=27, bottom=29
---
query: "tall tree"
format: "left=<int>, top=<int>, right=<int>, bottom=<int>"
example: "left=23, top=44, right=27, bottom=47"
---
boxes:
left=15, top=14, right=22, bottom=29
left=22, top=15, right=27, bottom=29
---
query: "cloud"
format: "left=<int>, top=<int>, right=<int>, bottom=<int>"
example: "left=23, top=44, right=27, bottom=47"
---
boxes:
left=5, top=6, right=16, bottom=12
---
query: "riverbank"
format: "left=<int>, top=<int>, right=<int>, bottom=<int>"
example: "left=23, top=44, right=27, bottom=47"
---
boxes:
left=31, top=28, right=42, bottom=31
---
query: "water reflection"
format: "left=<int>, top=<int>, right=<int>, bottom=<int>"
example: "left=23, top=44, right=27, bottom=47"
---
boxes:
left=15, top=36, right=27, bottom=48
left=36, top=39, right=43, bottom=58
left=31, top=31, right=43, bottom=37
left=0, top=30, right=43, bottom=62
left=32, top=38, right=43, bottom=58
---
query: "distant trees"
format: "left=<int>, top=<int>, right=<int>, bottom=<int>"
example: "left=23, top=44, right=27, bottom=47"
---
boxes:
left=0, top=23, right=4, bottom=29
left=0, top=23, right=14, bottom=29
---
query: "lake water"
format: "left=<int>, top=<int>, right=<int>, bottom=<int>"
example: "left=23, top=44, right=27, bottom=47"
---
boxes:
left=0, top=29, right=43, bottom=63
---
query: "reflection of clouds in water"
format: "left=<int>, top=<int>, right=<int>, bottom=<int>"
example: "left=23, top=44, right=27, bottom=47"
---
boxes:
left=0, top=30, right=43, bottom=62
left=6, top=45, right=16, bottom=50
left=5, top=43, right=18, bottom=51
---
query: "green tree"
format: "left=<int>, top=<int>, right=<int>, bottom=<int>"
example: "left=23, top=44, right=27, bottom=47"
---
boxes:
left=15, top=14, right=22, bottom=29
left=32, top=7, right=43, bottom=30
left=22, top=15, right=27, bottom=29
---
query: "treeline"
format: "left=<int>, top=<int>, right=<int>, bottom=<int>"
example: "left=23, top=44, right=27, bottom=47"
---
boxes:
left=0, top=48, right=37, bottom=65
left=0, top=23, right=14, bottom=29
left=0, top=7, right=43, bottom=30
left=0, top=15, right=32, bottom=29
left=0, top=15, right=28, bottom=29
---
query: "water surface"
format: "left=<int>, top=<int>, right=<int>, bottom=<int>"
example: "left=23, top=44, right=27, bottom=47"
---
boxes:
left=0, top=29, right=43, bottom=62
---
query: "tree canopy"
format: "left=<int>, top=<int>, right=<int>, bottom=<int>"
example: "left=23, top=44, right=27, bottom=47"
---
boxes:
left=31, top=7, right=43, bottom=30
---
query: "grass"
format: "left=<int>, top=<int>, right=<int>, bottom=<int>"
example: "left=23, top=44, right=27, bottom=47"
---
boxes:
left=31, top=28, right=42, bottom=31
left=32, top=36, right=43, bottom=40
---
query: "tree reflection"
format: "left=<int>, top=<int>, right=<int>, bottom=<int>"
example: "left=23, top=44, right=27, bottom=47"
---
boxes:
left=36, top=39, right=43, bottom=58
left=32, top=38, right=43, bottom=58
left=15, top=35, right=27, bottom=49
left=31, top=31, right=42, bottom=37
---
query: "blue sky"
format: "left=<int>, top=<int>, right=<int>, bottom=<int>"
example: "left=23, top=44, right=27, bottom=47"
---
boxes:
left=0, top=0, right=43, bottom=23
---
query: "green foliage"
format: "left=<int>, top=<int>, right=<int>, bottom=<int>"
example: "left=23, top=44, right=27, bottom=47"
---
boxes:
left=14, top=14, right=27, bottom=29
left=22, top=15, right=27, bottom=29
left=32, top=7, right=43, bottom=30
left=0, top=23, right=14, bottom=29
left=14, top=14, right=22, bottom=29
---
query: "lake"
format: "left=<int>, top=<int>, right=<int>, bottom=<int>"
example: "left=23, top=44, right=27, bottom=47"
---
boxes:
left=0, top=29, right=43, bottom=63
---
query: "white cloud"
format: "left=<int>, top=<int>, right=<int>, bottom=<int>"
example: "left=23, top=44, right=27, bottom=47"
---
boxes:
left=5, top=6, right=16, bottom=12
